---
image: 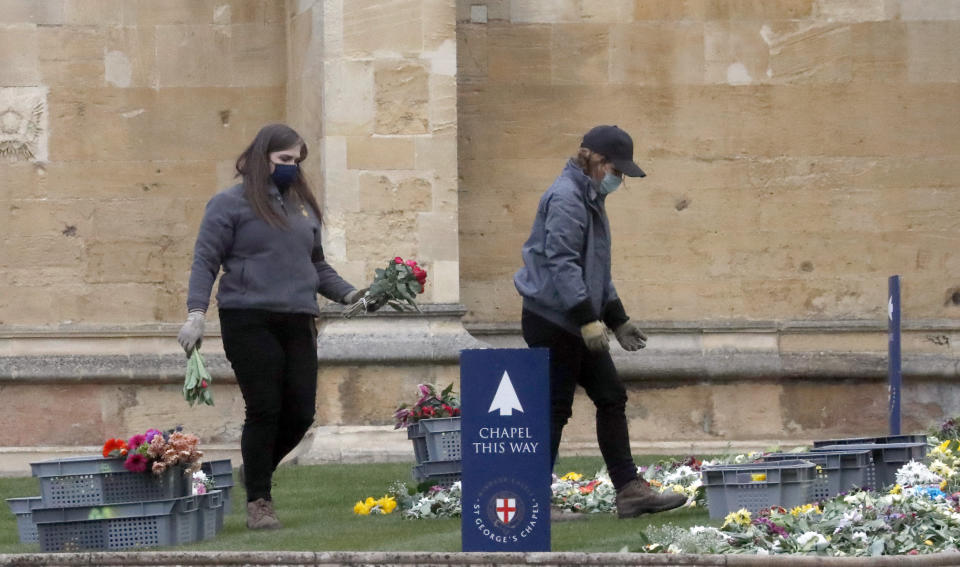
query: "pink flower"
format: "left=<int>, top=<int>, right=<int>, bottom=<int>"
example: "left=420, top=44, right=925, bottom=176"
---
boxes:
left=394, top=257, right=403, bottom=264
left=124, top=453, right=148, bottom=473
left=194, top=483, right=207, bottom=495
left=201, top=380, right=208, bottom=389
left=152, top=461, right=167, bottom=475
left=127, top=434, right=147, bottom=450
left=405, top=259, right=417, bottom=267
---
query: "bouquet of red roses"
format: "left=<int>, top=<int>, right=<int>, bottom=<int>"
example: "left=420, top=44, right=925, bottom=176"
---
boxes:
left=343, top=257, right=427, bottom=318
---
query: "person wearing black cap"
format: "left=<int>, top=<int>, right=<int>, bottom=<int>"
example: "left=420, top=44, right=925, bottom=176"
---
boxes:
left=514, top=125, right=686, bottom=518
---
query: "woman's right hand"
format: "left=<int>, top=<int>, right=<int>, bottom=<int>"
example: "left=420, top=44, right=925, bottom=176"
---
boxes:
left=177, top=311, right=206, bottom=355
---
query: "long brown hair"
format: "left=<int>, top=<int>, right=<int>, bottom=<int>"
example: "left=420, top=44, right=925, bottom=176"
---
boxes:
left=235, top=123, right=322, bottom=228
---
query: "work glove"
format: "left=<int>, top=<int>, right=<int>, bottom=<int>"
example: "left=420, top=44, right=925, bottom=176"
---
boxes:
left=342, top=288, right=383, bottom=313
left=343, top=288, right=366, bottom=304
left=614, top=321, right=647, bottom=351
left=177, top=311, right=205, bottom=356
left=580, top=321, right=609, bottom=353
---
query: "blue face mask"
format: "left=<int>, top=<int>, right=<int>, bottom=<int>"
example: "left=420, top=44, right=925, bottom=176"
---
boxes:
left=271, top=163, right=299, bottom=189
left=597, top=172, right=622, bottom=195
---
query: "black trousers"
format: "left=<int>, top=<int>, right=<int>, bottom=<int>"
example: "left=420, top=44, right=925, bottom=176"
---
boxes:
left=219, top=309, right=318, bottom=502
left=521, top=309, right=638, bottom=491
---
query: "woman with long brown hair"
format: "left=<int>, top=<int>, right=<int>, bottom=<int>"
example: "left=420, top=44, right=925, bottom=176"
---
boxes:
left=178, top=123, right=373, bottom=529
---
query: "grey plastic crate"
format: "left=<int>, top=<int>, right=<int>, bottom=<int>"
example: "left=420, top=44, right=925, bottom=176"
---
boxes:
left=31, top=457, right=188, bottom=507
left=761, top=450, right=875, bottom=500
left=812, top=434, right=927, bottom=448
left=701, top=460, right=816, bottom=519
left=201, top=459, right=234, bottom=514
left=32, top=494, right=200, bottom=552
left=411, top=459, right=461, bottom=485
left=407, top=417, right=461, bottom=464
left=6, top=497, right=42, bottom=544
left=195, top=490, right=223, bottom=541
left=812, top=442, right=927, bottom=488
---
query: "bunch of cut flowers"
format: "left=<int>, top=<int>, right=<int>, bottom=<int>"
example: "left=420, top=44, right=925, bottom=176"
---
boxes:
left=393, top=382, right=460, bottom=429
left=102, top=427, right=204, bottom=476
left=183, top=348, right=214, bottom=407
left=343, top=256, right=427, bottom=318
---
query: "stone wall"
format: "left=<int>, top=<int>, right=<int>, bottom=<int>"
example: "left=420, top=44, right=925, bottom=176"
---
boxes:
left=0, top=0, right=286, bottom=326
left=457, top=0, right=960, bottom=325
left=1, top=0, right=959, bottom=470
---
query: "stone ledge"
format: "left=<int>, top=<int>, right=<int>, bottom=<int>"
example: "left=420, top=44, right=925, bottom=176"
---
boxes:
left=0, top=352, right=957, bottom=383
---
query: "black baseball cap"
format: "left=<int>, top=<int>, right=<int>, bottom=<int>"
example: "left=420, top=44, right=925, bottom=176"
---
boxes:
left=580, top=125, right=646, bottom=177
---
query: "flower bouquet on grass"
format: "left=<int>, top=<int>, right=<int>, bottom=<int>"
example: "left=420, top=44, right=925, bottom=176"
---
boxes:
left=183, top=348, right=214, bottom=406
left=393, top=382, right=460, bottom=429
left=343, top=256, right=427, bottom=318
left=103, top=427, right=204, bottom=475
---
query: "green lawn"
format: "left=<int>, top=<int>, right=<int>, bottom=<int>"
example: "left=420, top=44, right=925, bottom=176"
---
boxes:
left=0, top=456, right=714, bottom=553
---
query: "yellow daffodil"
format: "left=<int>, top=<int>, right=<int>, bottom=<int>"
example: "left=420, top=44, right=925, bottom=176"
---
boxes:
left=941, top=439, right=952, bottom=453
left=751, top=473, right=767, bottom=482
left=722, top=508, right=752, bottom=528
left=365, top=496, right=376, bottom=507
left=890, top=484, right=902, bottom=495
left=790, top=503, right=821, bottom=517
left=353, top=500, right=371, bottom=515
left=560, top=472, right=583, bottom=482
left=942, top=480, right=949, bottom=491
left=377, top=496, right=397, bottom=514
left=925, top=539, right=934, bottom=546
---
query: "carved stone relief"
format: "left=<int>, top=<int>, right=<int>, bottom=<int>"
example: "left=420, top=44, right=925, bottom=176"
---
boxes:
left=0, top=87, right=48, bottom=162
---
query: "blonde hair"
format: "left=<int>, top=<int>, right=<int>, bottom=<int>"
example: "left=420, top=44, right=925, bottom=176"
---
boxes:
left=573, top=147, right=605, bottom=179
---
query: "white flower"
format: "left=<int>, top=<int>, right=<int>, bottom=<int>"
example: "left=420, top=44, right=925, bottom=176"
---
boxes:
left=796, top=531, right=827, bottom=546
left=690, top=525, right=722, bottom=536
left=852, top=531, right=868, bottom=543
left=756, top=548, right=769, bottom=555
left=192, top=470, right=208, bottom=482
left=896, top=460, right=942, bottom=486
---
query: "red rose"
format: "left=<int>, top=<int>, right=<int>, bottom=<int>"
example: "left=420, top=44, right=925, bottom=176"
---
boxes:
left=394, top=257, right=404, bottom=264
left=201, top=380, right=208, bottom=389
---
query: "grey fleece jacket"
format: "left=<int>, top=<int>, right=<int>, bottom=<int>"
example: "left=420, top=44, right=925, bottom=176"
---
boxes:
left=187, top=183, right=355, bottom=315
left=513, top=159, right=628, bottom=336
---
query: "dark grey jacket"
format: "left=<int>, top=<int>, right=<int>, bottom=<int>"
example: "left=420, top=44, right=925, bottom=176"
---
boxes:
left=187, top=183, right=355, bottom=315
left=514, top=159, right=627, bottom=335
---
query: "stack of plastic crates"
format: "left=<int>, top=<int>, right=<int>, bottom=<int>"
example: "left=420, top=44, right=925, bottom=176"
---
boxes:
left=5, top=455, right=231, bottom=551
left=700, top=460, right=818, bottom=519
left=760, top=449, right=876, bottom=500
left=407, top=417, right=461, bottom=485
left=811, top=434, right=927, bottom=488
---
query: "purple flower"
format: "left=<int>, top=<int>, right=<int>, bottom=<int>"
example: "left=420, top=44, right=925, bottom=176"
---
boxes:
left=145, top=429, right=163, bottom=443
left=124, top=453, right=148, bottom=473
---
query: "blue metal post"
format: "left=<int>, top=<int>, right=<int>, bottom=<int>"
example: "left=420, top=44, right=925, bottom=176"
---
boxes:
left=888, top=275, right=902, bottom=435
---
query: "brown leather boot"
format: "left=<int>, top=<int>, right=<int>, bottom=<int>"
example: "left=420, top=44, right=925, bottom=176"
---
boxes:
left=246, top=498, right=282, bottom=529
left=615, top=479, right=687, bottom=519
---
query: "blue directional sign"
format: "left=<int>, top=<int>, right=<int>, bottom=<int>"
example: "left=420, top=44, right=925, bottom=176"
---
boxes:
left=461, top=348, right=551, bottom=552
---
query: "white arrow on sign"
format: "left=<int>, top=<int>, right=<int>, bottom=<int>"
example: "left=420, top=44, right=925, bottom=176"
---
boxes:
left=488, top=371, right=524, bottom=416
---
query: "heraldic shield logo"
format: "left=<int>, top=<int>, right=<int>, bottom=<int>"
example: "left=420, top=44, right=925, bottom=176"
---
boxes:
left=495, top=496, right=517, bottom=524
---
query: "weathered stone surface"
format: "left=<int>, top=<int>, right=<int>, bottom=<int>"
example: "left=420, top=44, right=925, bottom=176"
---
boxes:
left=510, top=0, right=579, bottom=24
left=375, top=61, right=430, bottom=134
left=343, top=0, right=423, bottom=57
left=550, top=24, right=610, bottom=85
left=486, top=24, right=552, bottom=84
left=346, top=136, right=416, bottom=170
left=358, top=172, right=431, bottom=212
left=156, top=24, right=232, bottom=87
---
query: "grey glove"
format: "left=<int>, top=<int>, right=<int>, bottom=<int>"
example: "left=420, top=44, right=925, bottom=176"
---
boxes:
left=342, top=288, right=367, bottom=304
left=579, top=321, right=609, bottom=353
left=614, top=320, right=647, bottom=351
left=177, top=311, right=205, bottom=355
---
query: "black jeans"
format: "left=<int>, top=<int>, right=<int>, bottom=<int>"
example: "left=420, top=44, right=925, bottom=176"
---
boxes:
left=521, top=309, right=638, bottom=491
left=219, top=309, right=318, bottom=502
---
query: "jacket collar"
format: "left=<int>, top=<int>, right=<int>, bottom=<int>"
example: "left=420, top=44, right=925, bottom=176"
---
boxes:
left=563, top=159, right=604, bottom=210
